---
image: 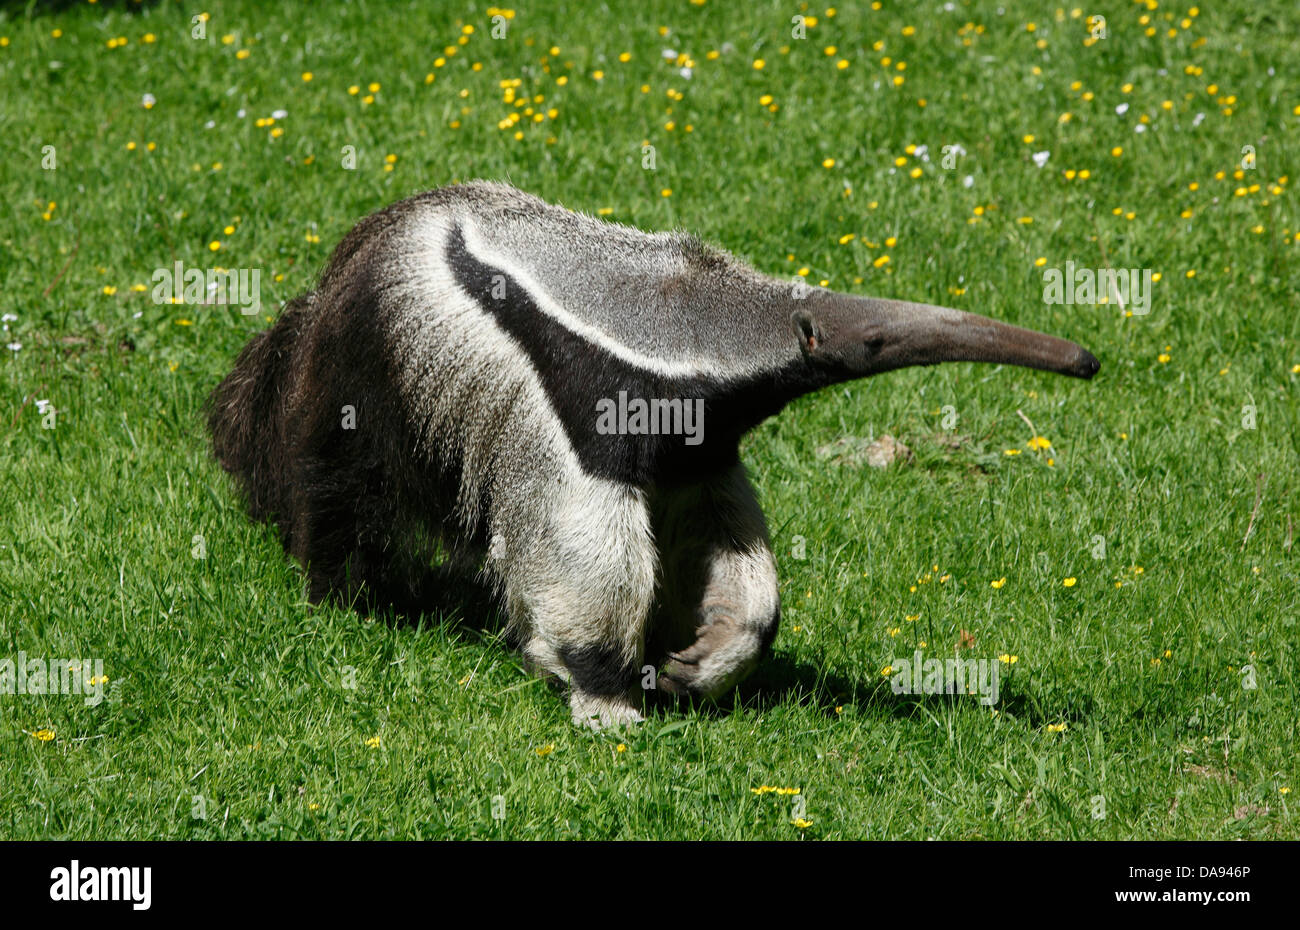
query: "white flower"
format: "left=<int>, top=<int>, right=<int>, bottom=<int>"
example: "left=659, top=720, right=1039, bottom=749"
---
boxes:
left=272, top=109, right=288, bottom=119
left=914, top=144, right=929, bottom=161
left=680, top=67, right=692, bottom=79
left=142, top=93, right=156, bottom=108
left=204, top=120, right=215, bottom=129
left=962, top=175, right=974, bottom=188
left=236, top=108, right=246, bottom=118
left=1, top=313, right=16, bottom=322
left=7, top=343, right=21, bottom=352
left=1032, top=150, right=1051, bottom=168
left=1135, top=123, right=1147, bottom=133
left=1115, top=103, right=1129, bottom=115
left=1192, top=112, right=1206, bottom=127
left=661, top=48, right=677, bottom=60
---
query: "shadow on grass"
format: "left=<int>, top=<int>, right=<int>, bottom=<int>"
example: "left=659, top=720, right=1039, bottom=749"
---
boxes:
left=647, top=651, right=1099, bottom=730
left=352, top=570, right=1096, bottom=730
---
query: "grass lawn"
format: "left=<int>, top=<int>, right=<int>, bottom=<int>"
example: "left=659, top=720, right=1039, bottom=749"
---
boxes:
left=1, top=0, right=1297, bottom=840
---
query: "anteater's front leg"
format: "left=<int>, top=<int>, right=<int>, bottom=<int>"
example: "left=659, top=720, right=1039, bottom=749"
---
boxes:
left=497, top=479, right=658, bottom=729
left=651, top=465, right=781, bottom=698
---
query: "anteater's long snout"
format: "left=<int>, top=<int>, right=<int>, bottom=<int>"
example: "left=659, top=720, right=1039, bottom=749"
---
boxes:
left=848, top=298, right=1101, bottom=380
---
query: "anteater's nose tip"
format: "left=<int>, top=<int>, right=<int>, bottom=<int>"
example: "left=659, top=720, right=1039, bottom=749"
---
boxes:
left=1074, top=347, right=1101, bottom=379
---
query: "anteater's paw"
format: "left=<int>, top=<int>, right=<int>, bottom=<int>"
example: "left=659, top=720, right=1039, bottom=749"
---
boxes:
left=569, top=691, right=645, bottom=730
left=657, top=617, right=761, bottom=699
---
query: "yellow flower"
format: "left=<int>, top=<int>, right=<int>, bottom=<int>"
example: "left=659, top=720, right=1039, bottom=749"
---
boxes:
left=534, top=743, right=554, bottom=757
left=792, top=818, right=814, bottom=828
left=660, top=188, right=672, bottom=198
left=1063, top=577, right=1077, bottom=587
left=32, top=729, right=55, bottom=741
left=364, top=735, right=381, bottom=748
left=991, top=577, right=1007, bottom=588
left=1046, top=723, right=1067, bottom=733
left=822, top=158, right=835, bottom=168
left=881, top=665, right=894, bottom=677
left=1111, top=146, right=1123, bottom=157
left=1003, top=448, right=1021, bottom=456
left=998, top=654, right=1018, bottom=665
left=616, top=743, right=627, bottom=753
left=1027, top=435, right=1051, bottom=450
left=752, top=59, right=765, bottom=70
left=301, top=71, right=313, bottom=82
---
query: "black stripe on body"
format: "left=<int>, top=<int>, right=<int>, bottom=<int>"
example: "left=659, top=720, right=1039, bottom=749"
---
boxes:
left=445, top=225, right=826, bottom=486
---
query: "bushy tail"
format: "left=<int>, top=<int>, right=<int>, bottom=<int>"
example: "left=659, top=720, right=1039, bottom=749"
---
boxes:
left=206, top=294, right=314, bottom=523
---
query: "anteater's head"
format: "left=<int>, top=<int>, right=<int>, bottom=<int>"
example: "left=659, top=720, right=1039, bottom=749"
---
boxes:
left=790, top=295, right=1099, bottom=381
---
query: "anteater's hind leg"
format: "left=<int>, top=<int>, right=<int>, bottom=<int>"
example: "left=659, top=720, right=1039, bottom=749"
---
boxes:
left=650, top=464, right=780, bottom=699
left=289, top=457, right=398, bottom=608
left=287, top=427, right=443, bottom=614
left=497, top=478, right=658, bottom=729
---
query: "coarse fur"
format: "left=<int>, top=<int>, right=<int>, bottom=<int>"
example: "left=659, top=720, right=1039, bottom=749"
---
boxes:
left=208, top=180, right=1099, bottom=728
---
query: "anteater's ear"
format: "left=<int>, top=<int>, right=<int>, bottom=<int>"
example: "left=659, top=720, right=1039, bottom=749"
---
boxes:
left=791, top=309, right=823, bottom=358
